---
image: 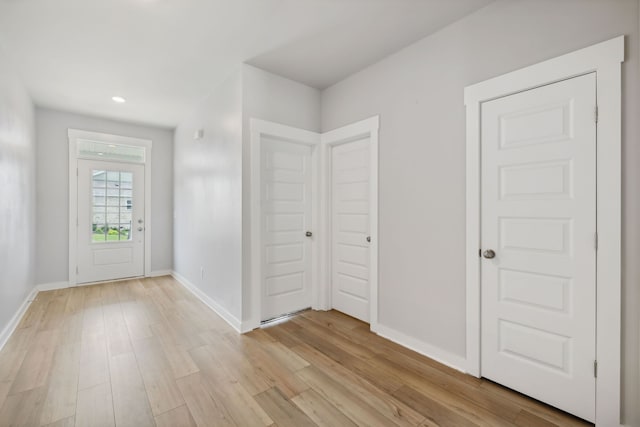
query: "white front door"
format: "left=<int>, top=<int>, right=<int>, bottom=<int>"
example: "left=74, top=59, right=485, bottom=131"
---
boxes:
left=77, top=159, right=145, bottom=284
left=261, top=138, right=313, bottom=321
left=480, top=73, right=596, bottom=421
left=331, top=138, right=370, bottom=322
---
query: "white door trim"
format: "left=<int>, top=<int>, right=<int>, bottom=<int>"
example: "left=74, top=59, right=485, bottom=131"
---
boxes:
left=321, top=116, right=379, bottom=332
left=464, top=36, right=624, bottom=426
left=249, top=119, right=321, bottom=330
left=68, top=129, right=153, bottom=286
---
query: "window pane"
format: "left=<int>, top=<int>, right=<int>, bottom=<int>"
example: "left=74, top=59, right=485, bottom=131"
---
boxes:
left=120, top=198, right=132, bottom=210
left=78, top=140, right=145, bottom=163
left=120, top=212, right=132, bottom=224
left=93, top=170, right=106, bottom=185
left=119, top=228, right=130, bottom=240
left=120, top=172, right=133, bottom=190
left=106, top=196, right=120, bottom=206
left=106, top=171, right=119, bottom=183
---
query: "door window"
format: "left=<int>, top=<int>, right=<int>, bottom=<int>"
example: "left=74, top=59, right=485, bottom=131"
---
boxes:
left=91, top=170, right=133, bottom=242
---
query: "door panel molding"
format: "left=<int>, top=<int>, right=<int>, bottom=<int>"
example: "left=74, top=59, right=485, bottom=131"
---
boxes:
left=481, top=74, right=597, bottom=421
left=260, top=138, right=314, bottom=320
left=465, top=36, right=624, bottom=426
left=68, top=129, right=152, bottom=286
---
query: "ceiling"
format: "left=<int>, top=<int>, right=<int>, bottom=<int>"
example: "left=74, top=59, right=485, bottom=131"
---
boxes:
left=0, top=0, right=491, bottom=128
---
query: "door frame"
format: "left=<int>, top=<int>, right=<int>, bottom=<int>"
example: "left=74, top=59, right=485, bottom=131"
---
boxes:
left=464, top=36, right=624, bottom=426
left=68, top=129, right=153, bottom=286
left=249, top=119, right=321, bottom=329
left=321, top=116, right=379, bottom=331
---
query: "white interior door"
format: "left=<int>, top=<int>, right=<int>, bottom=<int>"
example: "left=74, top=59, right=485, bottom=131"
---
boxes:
left=331, top=138, right=370, bottom=322
left=77, top=159, right=145, bottom=284
left=261, top=138, right=313, bottom=321
left=480, top=73, right=596, bottom=421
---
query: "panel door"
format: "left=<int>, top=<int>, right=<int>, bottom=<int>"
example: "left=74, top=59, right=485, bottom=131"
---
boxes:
left=331, top=138, right=370, bottom=322
left=480, top=73, right=596, bottom=421
left=77, top=159, right=145, bottom=283
left=261, top=138, right=313, bottom=321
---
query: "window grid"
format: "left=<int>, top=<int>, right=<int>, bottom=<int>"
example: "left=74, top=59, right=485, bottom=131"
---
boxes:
left=92, top=170, right=133, bottom=242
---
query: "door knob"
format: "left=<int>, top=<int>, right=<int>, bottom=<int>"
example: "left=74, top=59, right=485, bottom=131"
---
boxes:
left=483, top=249, right=496, bottom=259
left=137, top=227, right=144, bottom=232
left=366, top=236, right=371, bottom=243
left=305, top=231, right=312, bottom=237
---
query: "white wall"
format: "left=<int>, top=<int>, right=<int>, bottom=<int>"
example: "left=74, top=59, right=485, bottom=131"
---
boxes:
left=241, top=64, right=321, bottom=323
left=321, top=0, right=639, bottom=424
left=35, top=108, right=174, bottom=284
left=173, top=65, right=320, bottom=327
left=173, top=70, right=244, bottom=323
left=242, top=65, right=321, bottom=133
left=0, top=51, right=36, bottom=336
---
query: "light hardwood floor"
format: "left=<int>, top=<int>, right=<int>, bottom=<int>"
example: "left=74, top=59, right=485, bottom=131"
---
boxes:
left=0, top=276, right=591, bottom=427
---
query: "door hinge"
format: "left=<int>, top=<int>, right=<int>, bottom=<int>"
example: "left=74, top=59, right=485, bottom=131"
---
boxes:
left=595, top=105, right=599, bottom=123
left=594, top=360, right=598, bottom=378
left=595, top=232, right=598, bottom=251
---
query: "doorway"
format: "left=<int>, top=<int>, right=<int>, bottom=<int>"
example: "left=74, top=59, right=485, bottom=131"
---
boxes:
left=249, top=117, right=379, bottom=330
left=69, top=129, right=152, bottom=286
left=250, top=120, right=320, bottom=325
left=321, top=116, right=379, bottom=327
left=465, top=37, right=623, bottom=425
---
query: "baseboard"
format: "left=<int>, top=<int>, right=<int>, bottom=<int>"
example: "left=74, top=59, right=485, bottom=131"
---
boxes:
left=148, top=270, right=172, bottom=277
left=374, top=323, right=467, bottom=373
left=170, top=271, right=244, bottom=333
left=37, top=281, right=70, bottom=292
left=0, top=286, right=39, bottom=351
left=35, top=272, right=185, bottom=291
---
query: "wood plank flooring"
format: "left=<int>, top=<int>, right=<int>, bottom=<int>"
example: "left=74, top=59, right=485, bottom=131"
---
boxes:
left=0, top=276, right=591, bottom=426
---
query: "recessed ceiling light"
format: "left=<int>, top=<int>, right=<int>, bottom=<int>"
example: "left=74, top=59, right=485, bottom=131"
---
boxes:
left=112, top=96, right=126, bottom=103
left=97, top=152, right=104, bottom=156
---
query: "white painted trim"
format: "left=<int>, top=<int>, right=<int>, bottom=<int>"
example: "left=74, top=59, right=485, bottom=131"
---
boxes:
left=68, top=135, right=78, bottom=287
left=250, top=119, right=320, bottom=144
left=321, top=116, right=380, bottom=332
left=36, top=273, right=176, bottom=294
left=171, top=271, right=245, bottom=333
left=68, top=129, right=153, bottom=286
left=0, top=287, right=38, bottom=352
left=464, top=36, right=624, bottom=105
left=249, top=119, right=321, bottom=331
left=148, top=270, right=172, bottom=278
left=464, top=36, right=624, bottom=426
left=37, top=281, right=70, bottom=292
left=144, top=150, right=152, bottom=280
left=68, top=129, right=153, bottom=149
left=375, top=324, right=467, bottom=373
